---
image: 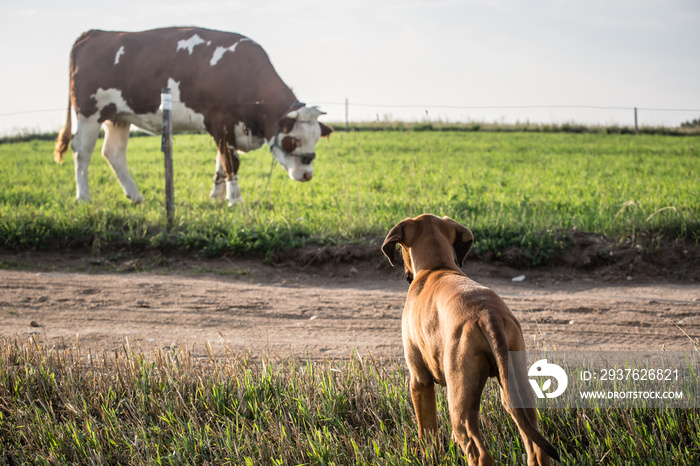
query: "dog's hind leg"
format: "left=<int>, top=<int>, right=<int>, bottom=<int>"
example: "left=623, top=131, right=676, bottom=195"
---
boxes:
left=500, top=389, right=551, bottom=466
left=445, top=350, right=493, bottom=466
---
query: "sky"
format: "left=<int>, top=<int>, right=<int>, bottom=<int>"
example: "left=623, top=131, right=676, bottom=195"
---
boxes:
left=1, top=0, right=699, bottom=136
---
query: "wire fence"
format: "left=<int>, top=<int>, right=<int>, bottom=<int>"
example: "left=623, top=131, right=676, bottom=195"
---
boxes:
left=1, top=101, right=699, bottom=135
left=315, top=102, right=700, bottom=112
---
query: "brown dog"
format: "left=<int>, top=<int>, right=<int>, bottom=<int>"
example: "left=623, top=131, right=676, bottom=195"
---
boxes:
left=382, top=214, right=559, bottom=465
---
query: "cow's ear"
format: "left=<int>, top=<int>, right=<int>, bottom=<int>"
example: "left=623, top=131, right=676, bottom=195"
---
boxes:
left=320, top=122, right=333, bottom=137
left=278, top=117, right=296, bottom=134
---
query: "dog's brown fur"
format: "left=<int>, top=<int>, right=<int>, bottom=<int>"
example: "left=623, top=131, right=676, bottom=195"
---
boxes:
left=382, top=214, right=559, bottom=465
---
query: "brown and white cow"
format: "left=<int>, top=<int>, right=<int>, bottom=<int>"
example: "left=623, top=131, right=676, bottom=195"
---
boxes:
left=54, top=27, right=332, bottom=205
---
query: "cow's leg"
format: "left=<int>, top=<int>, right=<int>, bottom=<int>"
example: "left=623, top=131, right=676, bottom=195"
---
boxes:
left=71, top=114, right=101, bottom=202
left=208, top=150, right=226, bottom=199
left=220, top=143, right=243, bottom=206
left=211, top=127, right=243, bottom=206
left=101, top=121, right=143, bottom=204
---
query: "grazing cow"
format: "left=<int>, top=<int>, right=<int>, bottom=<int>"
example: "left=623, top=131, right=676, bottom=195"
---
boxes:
left=54, top=27, right=332, bottom=205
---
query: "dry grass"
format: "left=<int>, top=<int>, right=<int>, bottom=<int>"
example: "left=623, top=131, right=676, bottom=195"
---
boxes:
left=0, top=337, right=698, bottom=464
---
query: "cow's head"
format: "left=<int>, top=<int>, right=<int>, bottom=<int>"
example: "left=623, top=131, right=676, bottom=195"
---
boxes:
left=269, top=106, right=333, bottom=182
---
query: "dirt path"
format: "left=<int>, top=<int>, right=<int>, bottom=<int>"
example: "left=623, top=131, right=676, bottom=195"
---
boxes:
left=1, top=257, right=698, bottom=360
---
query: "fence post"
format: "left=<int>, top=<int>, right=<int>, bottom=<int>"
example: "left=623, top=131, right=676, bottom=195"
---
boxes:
left=345, top=98, right=349, bottom=132
left=161, top=87, right=174, bottom=227
left=634, top=107, right=639, bottom=135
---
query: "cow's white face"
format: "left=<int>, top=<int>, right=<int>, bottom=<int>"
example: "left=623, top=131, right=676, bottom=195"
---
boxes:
left=268, top=106, right=325, bottom=182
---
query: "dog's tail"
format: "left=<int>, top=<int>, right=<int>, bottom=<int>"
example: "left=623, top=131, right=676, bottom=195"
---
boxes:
left=479, top=314, right=560, bottom=462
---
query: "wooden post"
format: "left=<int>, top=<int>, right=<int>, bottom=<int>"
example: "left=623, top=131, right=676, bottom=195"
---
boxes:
left=634, top=107, right=639, bottom=135
left=345, top=98, right=349, bottom=132
left=161, top=87, right=174, bottom=227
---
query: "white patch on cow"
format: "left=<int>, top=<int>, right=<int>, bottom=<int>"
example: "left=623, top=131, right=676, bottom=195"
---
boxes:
left=210, top=38, right=252, bottom=66
left=210, top=47, right=230, bottom=66
left=92, top=87, right=134, bottom=115
left=114, top=46, right=125, bottom=65
left=177, top=34, right=206, bottom=54
left=90, top=79, right=206, bottom=134
left=167, top=78, right=207, bottom=132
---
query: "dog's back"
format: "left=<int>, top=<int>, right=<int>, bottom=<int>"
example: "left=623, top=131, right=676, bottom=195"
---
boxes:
left=405, top=269, right=527, bottom=378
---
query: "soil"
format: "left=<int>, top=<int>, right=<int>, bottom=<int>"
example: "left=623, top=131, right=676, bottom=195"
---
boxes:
left=1, top=249, right=698, bottom=362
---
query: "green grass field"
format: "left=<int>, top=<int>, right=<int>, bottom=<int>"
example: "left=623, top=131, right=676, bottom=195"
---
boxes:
left=1, top=131, right=698, bottom=264
left=0, top=338, right=697, bottom=465
left=1, top=132, right=699, bottom=464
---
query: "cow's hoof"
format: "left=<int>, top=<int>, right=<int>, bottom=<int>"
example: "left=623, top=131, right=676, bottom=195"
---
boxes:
left=228, top=197, right=244, bottom=207
left=209, top=187, right=226, bottom=199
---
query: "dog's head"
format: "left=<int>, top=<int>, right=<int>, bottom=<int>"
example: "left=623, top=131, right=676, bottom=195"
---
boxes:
left=381, top=214, right=474, bottom=283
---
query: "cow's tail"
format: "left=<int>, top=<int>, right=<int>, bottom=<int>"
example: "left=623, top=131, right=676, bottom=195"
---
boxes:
left=478, top=314, right=560, bottom=462
left=53, top=96, right=72, bottom=164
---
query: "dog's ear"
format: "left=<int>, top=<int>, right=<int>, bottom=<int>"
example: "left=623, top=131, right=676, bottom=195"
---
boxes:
left=382, top=220, right=410, bottom=266
left=381, top=224, right=403, bottom=267
left=443, top=217, right=474, bottom=267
